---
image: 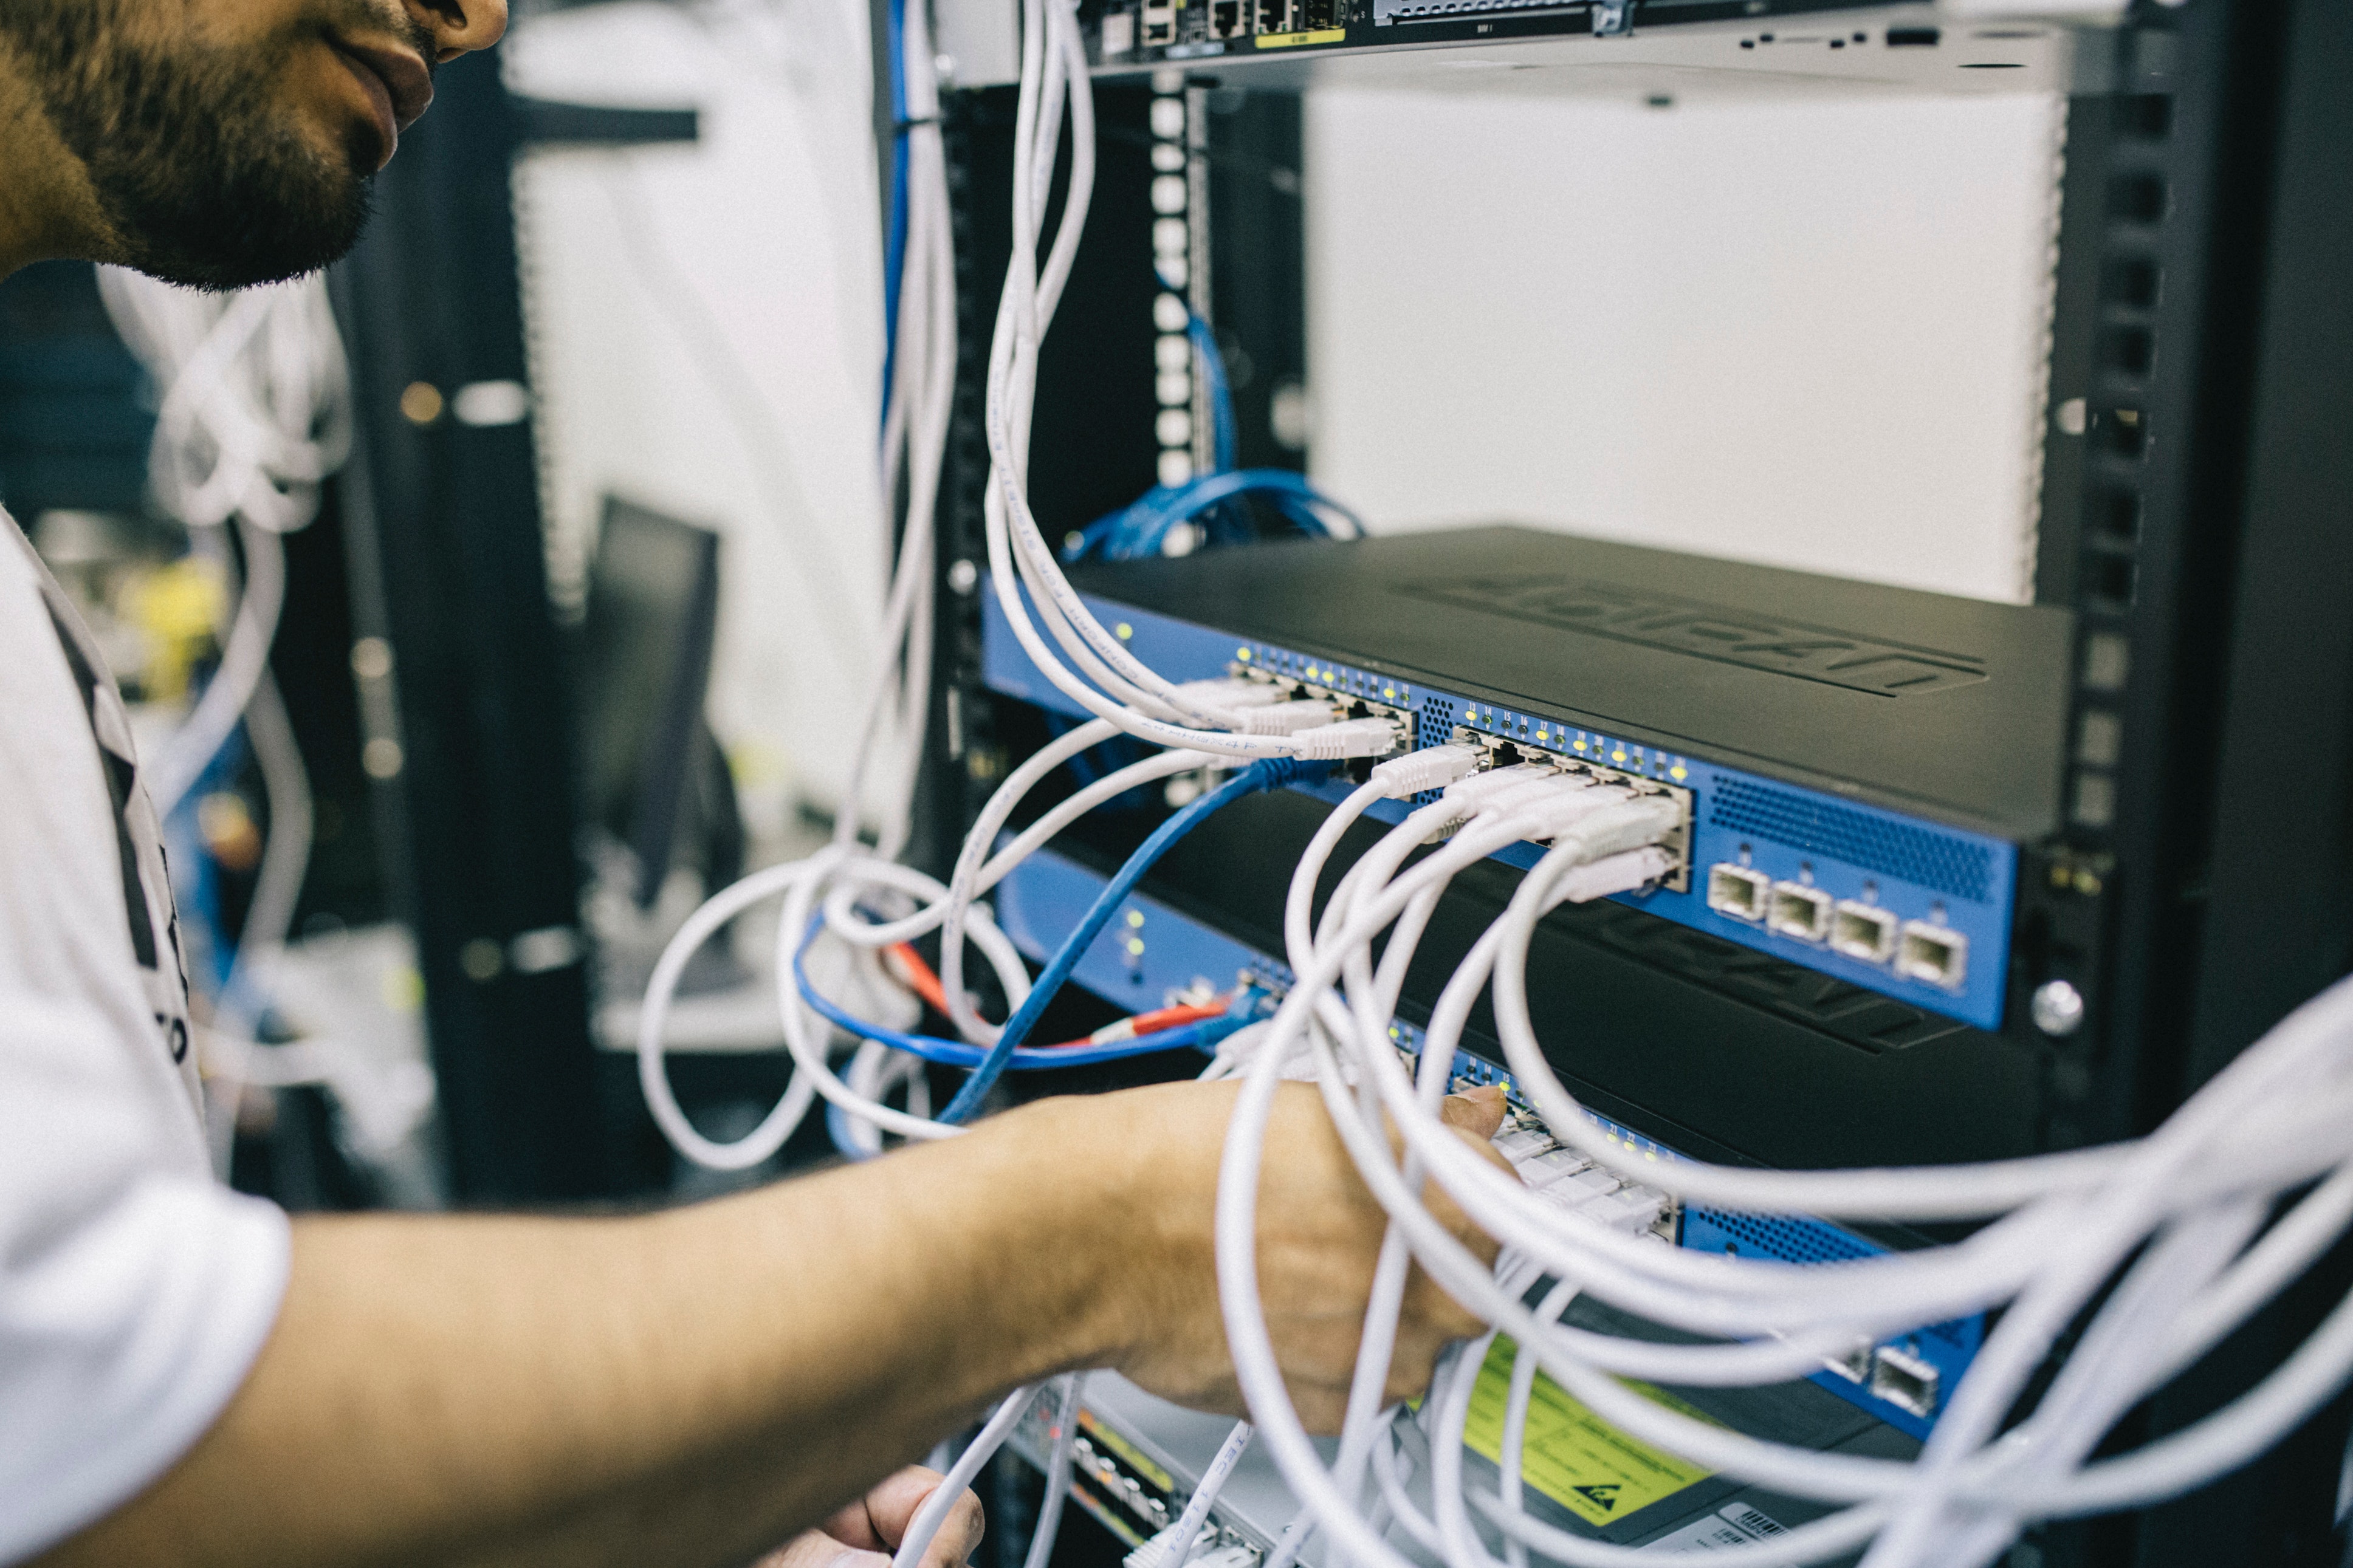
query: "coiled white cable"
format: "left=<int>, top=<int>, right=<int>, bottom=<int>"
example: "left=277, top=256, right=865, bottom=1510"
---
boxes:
left=634, top=0, right=1407, bottom=1165
left=98, top=269, right=349, bottom=1179
left=1210, top=750, right=2353, bottom=1568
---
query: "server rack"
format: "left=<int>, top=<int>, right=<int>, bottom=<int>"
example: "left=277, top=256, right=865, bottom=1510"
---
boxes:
left=922, top=2, right=2353, bottom=1564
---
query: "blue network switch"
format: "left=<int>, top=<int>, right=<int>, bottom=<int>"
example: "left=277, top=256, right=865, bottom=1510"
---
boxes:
left=981, top=584, right=2019, bottom=1031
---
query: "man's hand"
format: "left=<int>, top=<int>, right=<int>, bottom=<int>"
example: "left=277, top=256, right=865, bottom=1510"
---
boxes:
left=1079, top=1080, right=1509, bottom=1432
left=757, top=1468, right=983, bottom=1568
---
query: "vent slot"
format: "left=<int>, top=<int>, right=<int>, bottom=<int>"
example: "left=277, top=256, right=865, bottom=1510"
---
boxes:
left=1709, top=781, right=1993, bottom=904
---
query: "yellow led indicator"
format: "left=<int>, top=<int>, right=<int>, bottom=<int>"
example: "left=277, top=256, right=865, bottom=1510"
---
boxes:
left=1125, top=938, right=1146, bottom=957
left=1383, top=686, right=1397, bottom=699
left=1573, top=739, right=1587, bottom=751
left=1115, top=622, right=1133, bottom=640
left=1237, top=646, right=1252, bottom=661
left=1125, top=910, right=1146, bottom=928
left=1612, top=749, right=1628, bottom=764
left=1536, top=729, right=1548, bottom=742
left=1670, top=765, right=1688, bottom=781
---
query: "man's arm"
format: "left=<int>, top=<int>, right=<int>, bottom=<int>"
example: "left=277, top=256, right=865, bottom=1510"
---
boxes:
left=40, top=1080, right=1504, bottom=1568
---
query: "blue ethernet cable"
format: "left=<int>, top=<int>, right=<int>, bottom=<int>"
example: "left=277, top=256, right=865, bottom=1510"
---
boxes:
left=792, top=932, right=1254, bottom=1070
left=1062, top=468, right=1363, bottom=563
left=825, top=1001, right=1259, bottom=1164
left=936, top=755, right=1333, bottom=1123
left=1188, top=312, right=1238, bottom=474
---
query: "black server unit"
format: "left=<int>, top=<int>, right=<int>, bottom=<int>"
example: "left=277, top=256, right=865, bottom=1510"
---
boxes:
left=927, top=2, right=2353, bottom=1564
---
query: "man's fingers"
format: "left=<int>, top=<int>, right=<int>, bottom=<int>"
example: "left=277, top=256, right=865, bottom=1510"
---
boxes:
left=1438, top=1083, right=1508, bottom=1140
left=856, top=1467, right=986, bottom=1568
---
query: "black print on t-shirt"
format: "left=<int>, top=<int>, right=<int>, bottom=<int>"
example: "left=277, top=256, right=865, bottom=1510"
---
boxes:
left=44, top=606, right=163, bottom=976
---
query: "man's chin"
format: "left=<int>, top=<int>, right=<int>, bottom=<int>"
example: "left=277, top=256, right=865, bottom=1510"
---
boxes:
left=113, top=178, right=375, bottom=292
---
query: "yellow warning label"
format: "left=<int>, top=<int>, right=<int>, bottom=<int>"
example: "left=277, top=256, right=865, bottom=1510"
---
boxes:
left=1460, top=1338, right=1718, bottom=1527
left=1254, top=26, right=1346, bottom=46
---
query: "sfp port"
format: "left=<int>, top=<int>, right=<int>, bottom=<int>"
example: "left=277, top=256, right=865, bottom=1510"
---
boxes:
left=1822, top=1340, right=1873, bottom=1384
left=1830, top=900, right=1899, bottom=964
left=1870, top=1343, right=1941, bottom=1417
left=1767, top=881, right=1832, bottom=943
left=1706, top=863, right=1771, bottom=922
left=1897, top=922, right=1969, bottom=990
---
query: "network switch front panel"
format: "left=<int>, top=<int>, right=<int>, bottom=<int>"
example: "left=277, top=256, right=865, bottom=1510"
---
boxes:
left=1059, top=0, right=2107, bottom=92
left=979, top=527, right=2072, bottom=1032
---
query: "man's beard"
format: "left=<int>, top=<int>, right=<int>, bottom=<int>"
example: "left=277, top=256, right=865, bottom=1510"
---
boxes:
left=2, top=0, right=404, bottom=290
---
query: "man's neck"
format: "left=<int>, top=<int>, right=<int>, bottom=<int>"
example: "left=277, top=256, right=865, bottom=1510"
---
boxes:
left=0, top=46, right=116, bottom=284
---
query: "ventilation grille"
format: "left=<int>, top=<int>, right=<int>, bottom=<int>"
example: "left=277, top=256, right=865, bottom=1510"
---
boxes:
left=1416, top=694, right=1458, bottom=749
left=1414, top=696, right=1460, bottom=804
left=1709, top=780, right=1991, bottom=904
left=1689, top=1208, right=1968, bottom=1352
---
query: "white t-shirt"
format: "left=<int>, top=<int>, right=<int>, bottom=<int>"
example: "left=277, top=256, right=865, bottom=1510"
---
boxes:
left=1, top=512, right=289, bottom=1562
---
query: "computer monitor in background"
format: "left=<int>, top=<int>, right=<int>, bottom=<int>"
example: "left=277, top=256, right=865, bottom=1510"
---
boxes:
left=576, top=496, right=742, bottom=908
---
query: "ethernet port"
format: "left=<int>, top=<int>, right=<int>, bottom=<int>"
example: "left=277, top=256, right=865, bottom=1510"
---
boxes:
left=1830, top=900, right=1898, bottom=964
left=1211, top=0, right=1242, bottom=36
left=1897, top=922, right=1969, bottom=990
left=1767, top=882, right=1832, bottom=943
left=1870, top=1344, right=1941, bottom=1417
left=1141, top=4, right=1176, bottom=43
left=1706, top=864, right=1771, bottom=923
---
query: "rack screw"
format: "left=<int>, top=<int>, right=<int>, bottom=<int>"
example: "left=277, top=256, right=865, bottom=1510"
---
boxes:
left=2032, top=980, right=2086, bottom=1038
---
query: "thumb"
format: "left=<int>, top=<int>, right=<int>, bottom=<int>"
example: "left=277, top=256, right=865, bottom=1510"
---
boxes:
left=1439, top=1083, right=1508, bottom=1140
left=755, top=1534, right=893, bottom=1568
left=860, top=1467, right=988, bottom=1568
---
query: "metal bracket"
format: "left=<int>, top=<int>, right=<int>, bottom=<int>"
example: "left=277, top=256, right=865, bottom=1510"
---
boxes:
left=1589, top=0, right=1632, bottom=35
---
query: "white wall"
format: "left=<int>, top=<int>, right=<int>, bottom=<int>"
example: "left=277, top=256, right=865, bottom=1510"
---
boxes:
left=506, top=0, right=888, bottom=828
left=1304, top=86, right=2065, bottom=604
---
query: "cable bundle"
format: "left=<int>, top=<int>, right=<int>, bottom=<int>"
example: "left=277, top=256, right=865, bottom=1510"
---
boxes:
left=636, top=0, right=1395, bottom=1168
left=1212, top=758, right=2353, bottom=1568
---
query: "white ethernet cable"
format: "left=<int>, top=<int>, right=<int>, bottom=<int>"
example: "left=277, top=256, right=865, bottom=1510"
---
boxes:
left=891, top=1383, right=1040, bottom=1568
left=1131, top=1420, right=1255, bottom=1568
left=1208, top=730, right=2353, bottom=1568
left=636, top=0, right=1410, bottom=1163
left=97, top=271, right=351, bottom=819
left=1025, top=1377, right=1086, bottom=1568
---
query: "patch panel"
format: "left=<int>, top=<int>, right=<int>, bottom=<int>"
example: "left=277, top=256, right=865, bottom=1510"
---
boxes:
left=979, top=536, right=2030, bottom=1032
left=1011, top=1385, right=1269, bottom=1560
left=993, top=840, right=1980, bottom=1437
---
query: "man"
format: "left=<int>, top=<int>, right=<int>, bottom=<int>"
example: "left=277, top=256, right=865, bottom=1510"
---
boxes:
left=0, top=3, right=1506, bottom=1566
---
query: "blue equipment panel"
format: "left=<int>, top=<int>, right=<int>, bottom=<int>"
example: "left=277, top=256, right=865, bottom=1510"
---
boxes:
left=981, top=586, right=2016, bottom=1030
